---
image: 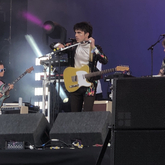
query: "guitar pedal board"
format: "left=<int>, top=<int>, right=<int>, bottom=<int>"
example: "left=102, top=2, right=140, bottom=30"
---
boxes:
left=5, top=141, right=25, bottom=150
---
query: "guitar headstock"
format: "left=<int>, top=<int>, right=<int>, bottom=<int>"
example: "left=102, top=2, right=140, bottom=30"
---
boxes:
left=26, top=66, right=34, bottom=73
left=115, top=65, right=130, bottom=72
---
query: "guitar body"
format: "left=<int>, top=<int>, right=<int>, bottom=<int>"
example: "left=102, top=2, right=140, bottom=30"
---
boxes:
left=63, top=65, right=92, bottom=92
left=63, top=65, right=129, bottom=93
left=0, top=84, right=9, bottom=107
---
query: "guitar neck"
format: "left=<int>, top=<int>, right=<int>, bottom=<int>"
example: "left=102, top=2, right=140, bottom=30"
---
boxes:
left=85, top=68, right=116, bottom=79
left=3, top=71, right=28, bottom=93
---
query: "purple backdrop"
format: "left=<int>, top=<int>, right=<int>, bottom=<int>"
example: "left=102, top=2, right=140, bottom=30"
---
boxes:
left=2, top=0, right=165, bottom=103
left=26, top=0, right=165, bottom=99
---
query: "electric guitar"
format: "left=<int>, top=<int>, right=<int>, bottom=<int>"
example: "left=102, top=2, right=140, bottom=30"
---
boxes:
left=0, top=66, right=34, bottom=107
left=63, top=65, right=129, bottom=92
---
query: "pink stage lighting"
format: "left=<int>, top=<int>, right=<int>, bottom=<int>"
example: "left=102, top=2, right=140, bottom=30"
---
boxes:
left=22, top=12, right=43, bottom=27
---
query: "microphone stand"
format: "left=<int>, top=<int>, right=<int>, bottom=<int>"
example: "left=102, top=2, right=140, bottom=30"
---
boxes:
left=54, top=42, right=81, bottom=54
left=38, top=53, right=54, bottom=123
left=148, top=35, right=165, bottom=76
left=47, top=54, right=51, bottom=123
left=52, top=53, right=61, bottom=123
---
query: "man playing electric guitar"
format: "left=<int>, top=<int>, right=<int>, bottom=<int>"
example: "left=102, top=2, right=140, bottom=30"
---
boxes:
left=0, top=63, right=34, bottom=107
left=56, top=22, right=108, bottom=112
left=0, top=61, right=14, bottom=100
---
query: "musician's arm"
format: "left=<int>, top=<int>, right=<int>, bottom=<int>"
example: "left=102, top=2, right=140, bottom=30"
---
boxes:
left=0, top=81, right=4, bottom=98
left=5, top=91, right=9, bottom=96
left=92, top=45, right=108, bottom=64
left=5, top=83, right=14, bottom=96
left=158, top=68, right=164, bottom=76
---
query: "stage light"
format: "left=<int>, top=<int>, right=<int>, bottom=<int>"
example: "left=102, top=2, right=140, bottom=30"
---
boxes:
left=25, top=34, right=43, bottom=57
left=56, top=82, right=68, bottom=103
left=35, top=87, right=48, bottom=96
left=34, top=101, right=48, bottom=110
left=35, top=57, right=49, bottom=66
left=43, top=21, right=67, bottom=43
left=22, top=12, right=43, bottom=27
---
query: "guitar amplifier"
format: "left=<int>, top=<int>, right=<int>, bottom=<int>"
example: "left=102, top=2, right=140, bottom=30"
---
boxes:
left=0, top=106, right=28, bottom=114
left=93, top=100, right=112, bottom=112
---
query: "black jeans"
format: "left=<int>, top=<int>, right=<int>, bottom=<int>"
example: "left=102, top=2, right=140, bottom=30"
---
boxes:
left=70, top=87, right=95, bottom=112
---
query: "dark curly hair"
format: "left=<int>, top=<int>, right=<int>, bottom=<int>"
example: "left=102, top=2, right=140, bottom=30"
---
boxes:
left=73, top=22, right=93, bottom=38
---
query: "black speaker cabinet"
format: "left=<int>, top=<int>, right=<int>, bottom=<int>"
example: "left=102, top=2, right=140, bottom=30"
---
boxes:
left=111, top=77, right=165, bottom=164
left=110, top=130, right=165, bottom=165
left=112, top=77, right=165, bottom=129
left=50, top=111, right=111, bottom=146
left=0, top=113, right=50, bottom=149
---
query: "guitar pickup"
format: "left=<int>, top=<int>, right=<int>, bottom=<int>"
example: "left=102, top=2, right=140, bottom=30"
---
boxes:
left=69, top=84, right=79, bottom=88
left=71, top=75, right=77, bottom=82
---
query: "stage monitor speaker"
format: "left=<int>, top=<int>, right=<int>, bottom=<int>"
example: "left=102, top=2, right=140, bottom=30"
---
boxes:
left=50, top=111, right=111, bottom=146
left=112, top=77, right=165, bottom=129
left=110, top=130, right=165, bottom=165
left=0, top=113, right=51, bottom=149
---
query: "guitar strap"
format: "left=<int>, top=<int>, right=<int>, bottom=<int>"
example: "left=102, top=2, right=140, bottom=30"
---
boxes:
left=0, top=80, right=5, bottom=84
left=89, top=46, right=93, bottom=63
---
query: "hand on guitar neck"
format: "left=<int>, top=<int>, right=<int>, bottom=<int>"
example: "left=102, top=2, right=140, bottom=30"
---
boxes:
left=5, top=83, right=14, bottom=96
left=8, top=83, right=14, bottom=91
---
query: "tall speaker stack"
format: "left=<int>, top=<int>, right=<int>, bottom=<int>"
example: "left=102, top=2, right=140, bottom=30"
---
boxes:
left=111, top=77, right=165, bottom=165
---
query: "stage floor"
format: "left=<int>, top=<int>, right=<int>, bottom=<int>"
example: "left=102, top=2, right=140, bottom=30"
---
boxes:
left=0, top=146, right=110, bottom=165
